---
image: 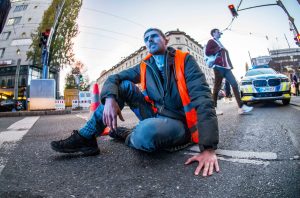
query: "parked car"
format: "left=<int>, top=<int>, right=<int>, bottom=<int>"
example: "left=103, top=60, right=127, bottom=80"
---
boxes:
left=0, top=99, right=24, bottom=112
left=240, top=67, right=291, bottom=105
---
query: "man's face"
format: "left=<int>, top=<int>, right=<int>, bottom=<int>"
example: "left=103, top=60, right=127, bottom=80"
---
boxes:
left=144, top=30, right=167, bottom=55
left=213, top=29, right=222, bottom=39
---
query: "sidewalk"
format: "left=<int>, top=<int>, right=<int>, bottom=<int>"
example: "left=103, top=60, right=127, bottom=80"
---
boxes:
left=290, top=96, right=300, bottom=107
left=1, top=97, right=299, bottom=118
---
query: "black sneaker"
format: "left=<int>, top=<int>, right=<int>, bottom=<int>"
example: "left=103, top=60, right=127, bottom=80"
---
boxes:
left=109, top=127, right=132, bottom=141
left=51, top=130, right=100, bottom=156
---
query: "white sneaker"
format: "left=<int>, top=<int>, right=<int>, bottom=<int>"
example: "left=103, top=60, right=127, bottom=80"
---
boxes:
left=215, top=107, right=223, bottom=115
left=238, top=104, right=253, bottom=114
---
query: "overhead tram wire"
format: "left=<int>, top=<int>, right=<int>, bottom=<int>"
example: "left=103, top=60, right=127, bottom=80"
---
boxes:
left=81, top=7, right=146, bottom=29
left=78, top=25, right=140, bottom=40
left=78, top=31, right=139, bottom=46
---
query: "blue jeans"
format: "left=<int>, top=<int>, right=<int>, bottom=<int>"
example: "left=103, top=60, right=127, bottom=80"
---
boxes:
left=79, top=81, right=189, bottom=152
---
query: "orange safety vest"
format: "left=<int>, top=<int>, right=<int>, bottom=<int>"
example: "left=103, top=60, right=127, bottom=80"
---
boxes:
left=140, top=50, right=199, bottom=143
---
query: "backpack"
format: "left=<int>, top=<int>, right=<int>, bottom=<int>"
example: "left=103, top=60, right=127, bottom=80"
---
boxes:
left=204, top=44, right=219, bottom=68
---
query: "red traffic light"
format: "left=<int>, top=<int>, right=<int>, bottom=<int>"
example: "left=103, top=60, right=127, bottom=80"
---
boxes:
left=228, top=4, right=238, bottom=17
left=297, top=33, right=300, bottom=41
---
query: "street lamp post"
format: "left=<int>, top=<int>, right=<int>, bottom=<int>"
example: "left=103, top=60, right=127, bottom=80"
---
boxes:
left=13, top=49, right=21, bottom=100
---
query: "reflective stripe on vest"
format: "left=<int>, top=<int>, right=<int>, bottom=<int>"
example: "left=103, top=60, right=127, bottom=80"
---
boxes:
left=140, top=50, right=199, bottom=143
left=140, top=53, right=158, bottom=113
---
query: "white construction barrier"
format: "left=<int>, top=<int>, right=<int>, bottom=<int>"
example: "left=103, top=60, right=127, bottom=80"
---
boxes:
left=55, top=100, right=66, bottom=110
left=72, top=100, right=91, bottom=110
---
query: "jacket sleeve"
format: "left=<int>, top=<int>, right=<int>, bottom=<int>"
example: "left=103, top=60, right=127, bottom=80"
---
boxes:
left=184, top=55, right=219, bottom=151
left=205, top=39, right=221, bottom=56
left=100, top=64, right=141, bottom=104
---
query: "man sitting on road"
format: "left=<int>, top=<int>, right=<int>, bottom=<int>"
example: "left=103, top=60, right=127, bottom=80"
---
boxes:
left=51, top=28, right=220, bottom=177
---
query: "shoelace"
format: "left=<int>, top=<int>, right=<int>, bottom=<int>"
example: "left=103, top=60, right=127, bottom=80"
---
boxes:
left=58, top=130, right=78, bottom=145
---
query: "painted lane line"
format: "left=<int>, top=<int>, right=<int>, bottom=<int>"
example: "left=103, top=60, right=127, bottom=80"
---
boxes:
left=0, top=130, right=28, bottom=147
left=7, top=116, right=40, bottom=130
left=185, top=152, right=270, bottom=166
left=76, top=114, right=88, bottom=121
left=0, top=117, right=40, bottom=175
left=188, top=145, right=277, bottom=160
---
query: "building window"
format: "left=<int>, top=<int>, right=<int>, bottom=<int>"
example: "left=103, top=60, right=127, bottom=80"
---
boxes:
left=34, top=5, right=38, bottom=9
left=185, top=39, right=188, bottom=45
left=187, top=48, right=190, bottom=52
left=7, top=78, right=13, bottom=88
left=7, top=17, right=22, bottom=25
left=1, top=79, right=6, bottom=87
left=14, top=4, right=28, bottom=12
left=0, top=32, right=11, bottom=40
left=176, top=37, right=180, bottom=43
left=28, top=18, right=32, bottom=22
left=21, top=32, right=26, bottom=37
left=177, top=47, right=182, bottom=50
left=0, top=48, right=5, bottom=58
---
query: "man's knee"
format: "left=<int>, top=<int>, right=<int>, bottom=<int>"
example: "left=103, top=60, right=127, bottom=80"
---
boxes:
left=128, top=120, right=158, bottom=152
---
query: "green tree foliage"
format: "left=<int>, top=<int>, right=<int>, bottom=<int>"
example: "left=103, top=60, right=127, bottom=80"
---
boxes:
left=27, top=0, right=82, bottom=70
left=65, top=60, right=90, bottom=91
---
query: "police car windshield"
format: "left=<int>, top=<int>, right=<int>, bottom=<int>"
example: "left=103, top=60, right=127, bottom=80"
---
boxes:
left=245, top=68, right=276, bottom=77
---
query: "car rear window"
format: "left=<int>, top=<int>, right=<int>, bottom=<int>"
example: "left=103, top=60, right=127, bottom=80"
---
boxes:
left=245, top=68, right=277, bottom=76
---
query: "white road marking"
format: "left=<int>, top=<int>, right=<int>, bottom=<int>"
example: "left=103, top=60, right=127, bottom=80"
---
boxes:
left=0, top=130, right=28, bottom=147
left=7, top=116, right=40, bottom=130
left=185, top=152, right=270, bottom=166
left=188, top=146, right=277, bottom=160
left=76, top=114, right=88, bottom=121
left=0, top=116, right=40, bottom=175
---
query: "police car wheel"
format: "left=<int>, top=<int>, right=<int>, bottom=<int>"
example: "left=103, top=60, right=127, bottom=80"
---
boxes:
left=282, top=99, right=290, bottom=106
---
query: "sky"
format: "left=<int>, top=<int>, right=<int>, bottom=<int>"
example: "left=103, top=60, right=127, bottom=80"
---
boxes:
left=68, top=0, right=300, bottom=83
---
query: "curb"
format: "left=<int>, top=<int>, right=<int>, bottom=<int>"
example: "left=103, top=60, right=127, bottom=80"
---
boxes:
left=0, top=109, right=72, bottom=117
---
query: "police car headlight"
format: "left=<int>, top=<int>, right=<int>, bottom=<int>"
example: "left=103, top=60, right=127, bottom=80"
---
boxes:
left=241, top=81, right=252, bottom=85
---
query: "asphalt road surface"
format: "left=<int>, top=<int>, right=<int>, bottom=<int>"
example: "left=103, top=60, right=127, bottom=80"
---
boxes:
left=0, top=101, right=299, bottom=198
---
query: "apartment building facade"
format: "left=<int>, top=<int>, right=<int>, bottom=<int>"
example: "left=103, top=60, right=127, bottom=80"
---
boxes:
left=97, top=29, right=214, bottom=89
left=0, top=0, right=51, bottom=100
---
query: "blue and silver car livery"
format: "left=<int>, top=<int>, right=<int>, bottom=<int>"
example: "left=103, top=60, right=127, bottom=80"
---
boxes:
left=240, top=68, right=291, bottom=105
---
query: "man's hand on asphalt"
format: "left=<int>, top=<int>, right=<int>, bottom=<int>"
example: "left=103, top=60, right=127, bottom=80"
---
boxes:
left=185, top=149, right=220, bottom=177
left=103, top=98, right=124, bottom=131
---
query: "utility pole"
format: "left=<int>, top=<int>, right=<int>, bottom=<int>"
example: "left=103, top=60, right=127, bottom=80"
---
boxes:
left=234, top=0, right=299, bottom=46
left=13, top=58, right=21, bottom=100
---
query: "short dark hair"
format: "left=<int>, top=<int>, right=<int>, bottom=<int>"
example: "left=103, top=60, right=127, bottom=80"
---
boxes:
left=144, top=28, right=167, bottom=41
left=210, top=28, right=219, bottom=36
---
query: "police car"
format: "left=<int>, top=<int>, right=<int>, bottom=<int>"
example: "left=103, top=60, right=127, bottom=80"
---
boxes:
left=240, top=65, right=291, bottom=105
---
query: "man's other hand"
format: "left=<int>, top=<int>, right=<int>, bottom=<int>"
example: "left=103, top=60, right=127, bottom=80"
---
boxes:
left=103, top=98, right=124, bottom=131
left=185, top=149, right=220, bottom=177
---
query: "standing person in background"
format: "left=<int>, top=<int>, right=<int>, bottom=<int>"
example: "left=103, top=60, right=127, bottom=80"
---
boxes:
left=224, top=80, right=233, bottom=103
left=293, top=72, right=299, bottom=96
left=205, top=28, right=253, bottom=115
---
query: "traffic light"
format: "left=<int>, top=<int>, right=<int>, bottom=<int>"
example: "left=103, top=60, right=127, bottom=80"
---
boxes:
left=79, top=74, right=83, bottom=83
left=228, top=4, right=238, bottom=17
left=39, top=29, right=50, bottom=47
left=294, top=33, right=300, bottom=46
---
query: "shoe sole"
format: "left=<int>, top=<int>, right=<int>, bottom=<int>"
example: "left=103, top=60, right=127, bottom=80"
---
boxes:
left=51, top=144, right=100, bottom=156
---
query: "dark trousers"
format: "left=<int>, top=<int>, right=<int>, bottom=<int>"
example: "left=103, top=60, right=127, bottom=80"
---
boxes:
left=224, top=80, right=232, bottom=97
left=212, top=68, right=243, bottom=108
